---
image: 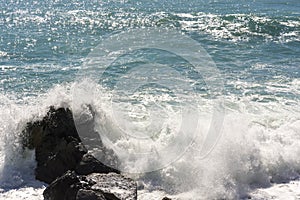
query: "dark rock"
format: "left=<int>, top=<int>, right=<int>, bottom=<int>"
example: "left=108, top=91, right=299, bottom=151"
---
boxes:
left=76, top=154, right=119, bottom=175
left=87, top=173, right=137, bottom=200
left=22, top=106, right=137, bottom=200
left=76, top=189, right=106, bottom=200
left=35, top=139, right=87, bottom=184
left=43, top=171, right=106, bottom=200
left=43, top=171, right=81, bottom=200
left=43, top=171, right=137, bottom=200
left=162, top=197, right=172, bottom=200
left=22, top=106, right=119, bottom=184
left=23, top=107, right=81, bottom=150
left=23, top=107, right=87, bottom=183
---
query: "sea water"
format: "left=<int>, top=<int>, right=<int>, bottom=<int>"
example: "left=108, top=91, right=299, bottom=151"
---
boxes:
left=0, top=0, right=299, bottom=199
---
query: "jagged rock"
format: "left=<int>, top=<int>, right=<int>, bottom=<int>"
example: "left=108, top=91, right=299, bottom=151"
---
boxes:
left=76, top=189, right=106, bottom=200
left=21, top=106, right=136, bottom=200
left=22, top=107, right=80, bottom=151
left=87, top=173, right=137, bottom=200
left=35, top=139, right=87, bottom=184
left=22, top=106, right=119, bottom=184
left=43, top=171, right=137, bottom=200
left=76, top=154, right=119, bottom=175
left=43, top=171, right=82, bottom=200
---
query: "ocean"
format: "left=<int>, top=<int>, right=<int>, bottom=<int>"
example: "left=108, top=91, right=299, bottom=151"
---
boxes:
left=0, top=0, right=299, bottom=199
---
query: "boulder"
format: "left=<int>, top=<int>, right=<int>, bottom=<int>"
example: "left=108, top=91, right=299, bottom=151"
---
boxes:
left=43, top=170, right=82, bottom=200
left=87, top=173, right=137, bottom=200
left=76, top=189, right=106, bottom=200
left=22, top=106, right=119, bottom=184
left=43, top=171, right=137, bottom=200
left=35, top=139, right=87, bottom=183
left=22, top=106, right=137, bottom=200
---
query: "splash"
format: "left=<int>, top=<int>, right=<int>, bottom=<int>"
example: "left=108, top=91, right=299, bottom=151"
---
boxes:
left=1, top=79, right=299, bottom=199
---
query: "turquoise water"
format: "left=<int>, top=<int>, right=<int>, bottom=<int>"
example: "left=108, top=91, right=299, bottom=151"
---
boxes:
left=0, top=0, right=300, bottom=199
left=0, top=0, right=299, bottom=101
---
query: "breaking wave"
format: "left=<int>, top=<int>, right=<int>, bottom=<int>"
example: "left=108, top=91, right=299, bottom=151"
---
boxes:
left=0, top=79, right=299, bottom=199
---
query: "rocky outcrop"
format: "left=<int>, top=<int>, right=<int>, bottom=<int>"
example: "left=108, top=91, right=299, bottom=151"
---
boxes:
left=87, top=173, right=137, bottom=200
left=43, top=171, right=137, bottom=200
left=76, top=154, right=119, bottom=175
left=22, top=106, right=119, bottom=183
left=76, top=189, right=106, bottom=200
left=22, top=106, right=136, bottom=200
left=43, top=171, right=82, bottom=200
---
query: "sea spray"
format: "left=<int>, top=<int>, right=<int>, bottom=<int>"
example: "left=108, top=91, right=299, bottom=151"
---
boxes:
left=0, top=80, right=300, bottom=199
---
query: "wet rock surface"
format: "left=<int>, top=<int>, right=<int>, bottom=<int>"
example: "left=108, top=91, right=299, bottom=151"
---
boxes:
left=87, top=173, right=137, bottom=200
left=43, top=171, right=136, bottom=200
left=22, top=106, right=136, bottom=200
left=43, top=171, right=82, bottom=200
left=23, top=107, right=86, bottom=183
left=76, top=154, right=119, bottom=175
left=76, top=189, right=106, bottom=200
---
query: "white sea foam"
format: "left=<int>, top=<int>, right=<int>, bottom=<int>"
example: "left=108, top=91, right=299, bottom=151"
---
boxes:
left=0, top=79, right=299, bottom=199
